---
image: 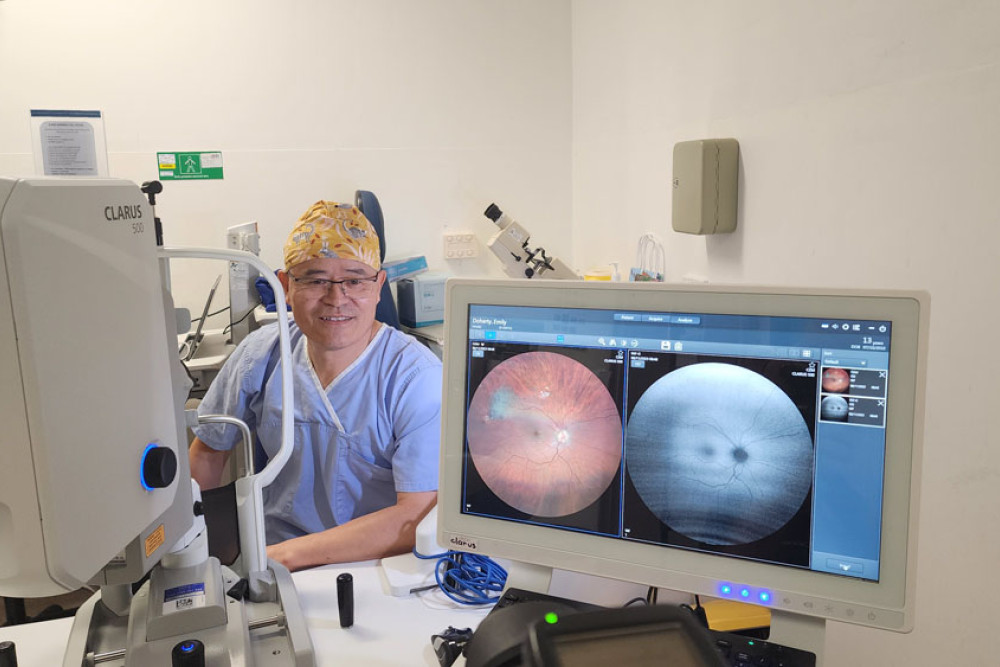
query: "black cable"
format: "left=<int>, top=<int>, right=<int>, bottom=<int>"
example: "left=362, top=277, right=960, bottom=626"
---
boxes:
left=622, top=597, right=648, bottom=607
left=179, top=358, right=198, bottom=386
left=680, top=594, right=709, bottom=628
left=190, top=305, right=231, bottom=325
left=223, top=306, right=256, bottom=335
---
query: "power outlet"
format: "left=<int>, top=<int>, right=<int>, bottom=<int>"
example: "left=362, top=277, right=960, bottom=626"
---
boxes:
left=443, top=231, right=479, bottom=259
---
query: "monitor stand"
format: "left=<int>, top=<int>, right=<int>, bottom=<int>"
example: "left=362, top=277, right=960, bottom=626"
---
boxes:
left=767, top=610, right=827, bottom=666
left=502, top=560, right=554, bottom=596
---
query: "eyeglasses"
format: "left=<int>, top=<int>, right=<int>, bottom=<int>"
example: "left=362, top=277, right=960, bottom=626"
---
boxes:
left=288, top=272, right=380, bottom=298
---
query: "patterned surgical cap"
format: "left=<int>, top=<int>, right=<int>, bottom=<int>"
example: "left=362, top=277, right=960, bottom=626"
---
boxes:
left=283, top=201, right=381, bottom=271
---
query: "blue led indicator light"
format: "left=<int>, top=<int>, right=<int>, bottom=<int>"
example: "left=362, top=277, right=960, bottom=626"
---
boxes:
left=719, top=583, right=733, bottom=596
left=740, top=588, right=751, bottom=599
left=759, top=591, right=771, bottom=604
left=139, top=443, right=156, bottom=491
left=180, top=642, right=196, bottom=653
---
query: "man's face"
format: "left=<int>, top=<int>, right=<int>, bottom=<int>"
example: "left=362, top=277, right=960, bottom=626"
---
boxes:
left=280, top=257, right=385, bottom=358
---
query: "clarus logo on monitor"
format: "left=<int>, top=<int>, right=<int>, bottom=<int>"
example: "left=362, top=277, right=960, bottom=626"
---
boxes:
left=449, top=536, right=478, bottom=551
left=104, top=204, right=143, bottom=221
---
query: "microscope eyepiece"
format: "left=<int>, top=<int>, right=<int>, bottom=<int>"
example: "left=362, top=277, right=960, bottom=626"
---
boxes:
left=483, top=203, right=503, bottom=222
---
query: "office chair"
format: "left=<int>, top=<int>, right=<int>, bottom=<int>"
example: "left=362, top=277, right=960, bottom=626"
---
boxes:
left=355, top=190, right=401, bottom=330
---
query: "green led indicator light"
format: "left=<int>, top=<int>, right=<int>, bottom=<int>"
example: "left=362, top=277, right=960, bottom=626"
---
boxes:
left=544, top=612, right=559, bottom=624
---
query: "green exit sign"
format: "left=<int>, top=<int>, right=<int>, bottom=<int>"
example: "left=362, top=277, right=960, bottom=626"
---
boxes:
left=157, top=151, right=224, bottom=180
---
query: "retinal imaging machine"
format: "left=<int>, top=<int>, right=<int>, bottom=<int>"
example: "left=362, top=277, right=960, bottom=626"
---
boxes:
left=0, top=177, right=313, bottom=666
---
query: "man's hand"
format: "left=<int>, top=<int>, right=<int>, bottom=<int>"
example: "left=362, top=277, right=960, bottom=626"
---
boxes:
left=266, top=539, right=302, bottom=571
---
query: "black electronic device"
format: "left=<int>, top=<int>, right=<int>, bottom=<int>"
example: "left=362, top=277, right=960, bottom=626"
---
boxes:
left=431, top=626, right=474, bottom=667
left=464, top=600, right=581, bottom=667
left=493, top=588, right=601, bottom=613
left=470, top=588, right=815, bottom=667
left=708, top=629, right=816, bottom=667
left=525, top=603, right=726, bottom=667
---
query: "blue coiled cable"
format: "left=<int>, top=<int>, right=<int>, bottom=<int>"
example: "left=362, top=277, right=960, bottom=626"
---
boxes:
left=413, top=549, right=507, bottom=605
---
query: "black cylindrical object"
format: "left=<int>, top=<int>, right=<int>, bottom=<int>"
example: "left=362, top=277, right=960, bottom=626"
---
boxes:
left=0, top=640, right=18, bottom=667
left=483, top=203, right=503, bottom=222
left=141, top=445, right=178, bottom=489
left=337, top=572, right=354, bottom=628
left=171, top=638, right=205, bottom=667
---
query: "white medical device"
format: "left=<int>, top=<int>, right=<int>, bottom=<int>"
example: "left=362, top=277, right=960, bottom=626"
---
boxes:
left=226, top=220, right=262, bottom=346
left=0, top=177, right=313, bottom=666
left=439, top=278, right=928, bottom=663
left=482, top=203, right=578, bottom=280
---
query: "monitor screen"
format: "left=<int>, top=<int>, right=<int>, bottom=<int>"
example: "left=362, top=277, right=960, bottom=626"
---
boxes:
left=438, top=279, right=926, bottom=634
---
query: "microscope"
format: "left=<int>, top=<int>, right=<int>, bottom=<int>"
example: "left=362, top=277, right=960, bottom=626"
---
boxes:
left=483, top=204, right=578, bottom=280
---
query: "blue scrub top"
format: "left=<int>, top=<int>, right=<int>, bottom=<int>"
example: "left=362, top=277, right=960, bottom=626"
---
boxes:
left=194, top=322, right=442, bottom=544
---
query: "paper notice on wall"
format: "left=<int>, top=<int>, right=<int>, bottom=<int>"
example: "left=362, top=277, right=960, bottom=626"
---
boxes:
left=29, top=110, right=109, bottom=177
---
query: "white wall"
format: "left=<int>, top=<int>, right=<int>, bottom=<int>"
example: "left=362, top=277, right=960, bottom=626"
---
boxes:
left=4, top=1, right=997, bottom=663
left=0, top=0, right=572, bottom=318
left=572, top=1, right=1000, bottom=664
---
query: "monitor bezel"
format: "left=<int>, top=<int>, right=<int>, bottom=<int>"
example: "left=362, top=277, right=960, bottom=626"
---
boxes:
left=438, top=278, right=927, bottom=632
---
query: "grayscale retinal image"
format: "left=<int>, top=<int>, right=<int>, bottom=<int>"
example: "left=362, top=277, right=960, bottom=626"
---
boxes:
left=626, top=362, right=814, bottom=545
left=820, top=395, right=849, bottom=421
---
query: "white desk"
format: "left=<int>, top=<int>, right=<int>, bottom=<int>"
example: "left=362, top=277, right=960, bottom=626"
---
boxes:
left=400, top=323, right=445, bottom=359
left=295, top=560, right=490, bottom=666
left=0, top=560, right=489, bottom=666
left=0, top=616, right=73, bottom=665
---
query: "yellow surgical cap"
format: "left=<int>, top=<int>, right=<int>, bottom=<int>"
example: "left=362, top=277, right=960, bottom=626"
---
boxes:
left=283, top=201, right=381, bottom=271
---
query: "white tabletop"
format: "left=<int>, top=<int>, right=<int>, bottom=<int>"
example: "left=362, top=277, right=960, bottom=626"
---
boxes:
left=295, top=560, right=490, bottom=666
left=0, top=616, right=73, bottom=665
left=0, top=560, right=490, bottom=666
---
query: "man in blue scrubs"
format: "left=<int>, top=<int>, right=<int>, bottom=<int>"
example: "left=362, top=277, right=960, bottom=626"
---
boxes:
left=189, top=201, right=441, bottom=571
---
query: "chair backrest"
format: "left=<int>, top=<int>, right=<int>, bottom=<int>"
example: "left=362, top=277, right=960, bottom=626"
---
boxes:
left=355, top=190, right=401, bottom=329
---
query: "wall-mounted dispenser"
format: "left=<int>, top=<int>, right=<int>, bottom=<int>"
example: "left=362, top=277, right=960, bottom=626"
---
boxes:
left=671, top=138, right=739, bottom=235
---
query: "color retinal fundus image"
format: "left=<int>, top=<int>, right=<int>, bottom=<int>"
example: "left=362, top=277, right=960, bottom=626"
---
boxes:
left=821, top=367, right=851, bottom=393
left=466, top=350, right=623, bottom=519
left=626, top=361, right=815, bottom=548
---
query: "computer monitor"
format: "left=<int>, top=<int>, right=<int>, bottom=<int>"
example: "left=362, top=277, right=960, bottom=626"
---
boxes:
left=438, top=279, right=927, bottom=655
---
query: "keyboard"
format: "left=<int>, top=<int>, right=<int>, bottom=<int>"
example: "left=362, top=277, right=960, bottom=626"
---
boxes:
left=491, top=588, right=816, bottom=667
left=708, top=629, right=816, bottom=667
